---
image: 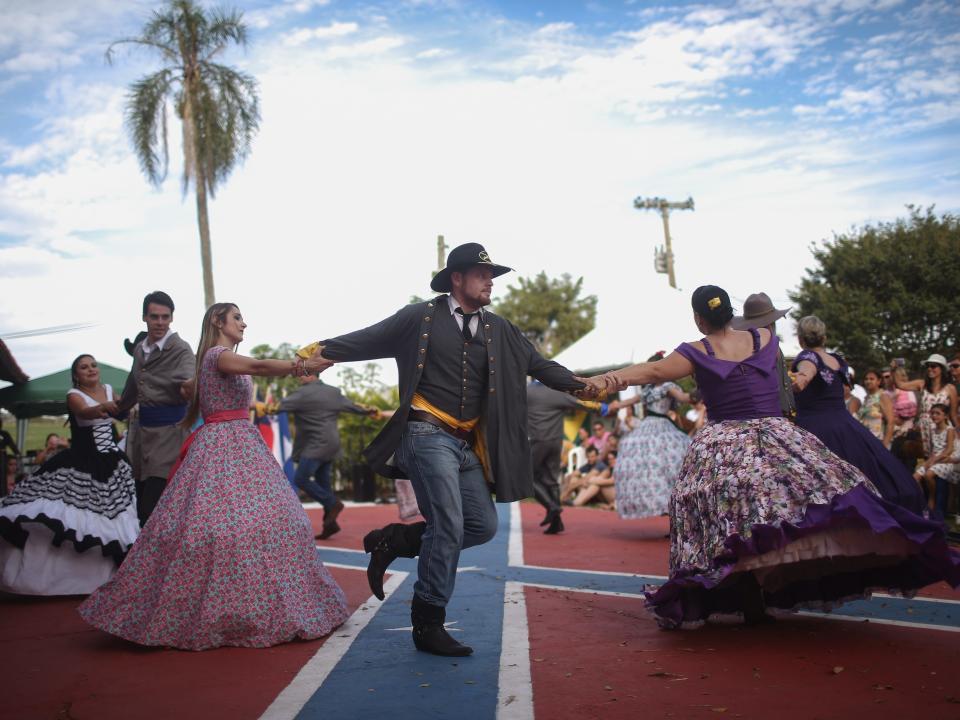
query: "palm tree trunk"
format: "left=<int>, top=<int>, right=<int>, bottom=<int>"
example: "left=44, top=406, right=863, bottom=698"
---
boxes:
left=182, top=84, right=216, bottom=308
left=194, top=170, right=216, bottom=308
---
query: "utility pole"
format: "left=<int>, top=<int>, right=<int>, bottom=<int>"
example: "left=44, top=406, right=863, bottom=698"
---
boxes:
left=436, top=235, right=448, bottom=273
left=633, top=196, right=694, bottom=289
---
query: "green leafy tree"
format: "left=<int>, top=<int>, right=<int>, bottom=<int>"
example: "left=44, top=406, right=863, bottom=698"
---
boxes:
left=788, top=206, right=960, bottom=372
left=249, top=343, right=298, bottom=398
left=108, top=0, right=260, bottom=307
left=494, top=272, right=597, bottom=358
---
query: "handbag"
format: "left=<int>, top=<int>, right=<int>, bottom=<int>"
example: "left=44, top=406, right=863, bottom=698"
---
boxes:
left=395, top=478, right=421, bottom=520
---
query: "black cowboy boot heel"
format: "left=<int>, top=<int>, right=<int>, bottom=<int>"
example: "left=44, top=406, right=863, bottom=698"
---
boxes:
left=363, top=522, right=426, bottom=601
left=411, top=597, right=473, bottom=657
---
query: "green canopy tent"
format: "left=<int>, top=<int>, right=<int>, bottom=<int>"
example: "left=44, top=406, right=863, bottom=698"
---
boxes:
left=0, top=363, right=129, bottom=451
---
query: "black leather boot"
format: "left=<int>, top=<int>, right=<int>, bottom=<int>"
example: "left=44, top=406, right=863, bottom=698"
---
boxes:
left=362, top=522, right=426, bottom=600
left=411, top=597, right=473, bottom=657
left=543, top=508, right=564, bottom=535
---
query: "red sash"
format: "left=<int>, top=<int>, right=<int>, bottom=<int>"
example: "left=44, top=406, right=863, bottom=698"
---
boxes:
left=167, top=409, right=250, bottom=481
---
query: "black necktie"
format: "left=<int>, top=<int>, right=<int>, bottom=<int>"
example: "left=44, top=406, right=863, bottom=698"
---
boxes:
left=456, top=309, right=476, bottom=341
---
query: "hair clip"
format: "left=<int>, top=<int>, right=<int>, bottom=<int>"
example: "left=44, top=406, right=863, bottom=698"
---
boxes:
left=707, top=297, right=722, bottom=309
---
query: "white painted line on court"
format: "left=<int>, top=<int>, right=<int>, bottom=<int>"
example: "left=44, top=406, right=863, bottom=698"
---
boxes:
left=796, top=610, right=960, bottom=633
left=873, top=591, right=960, bottom=606
left=316, top=545, right=366, bottom=555
left=258, top=571, right=409, bottom=720
left=508, top=502, right=524, bottom=568
left=520, top=581, right=647, bottom=599
left=497, top=581, right=534, bottom=720
left=515, top=563, right=667, bottom=580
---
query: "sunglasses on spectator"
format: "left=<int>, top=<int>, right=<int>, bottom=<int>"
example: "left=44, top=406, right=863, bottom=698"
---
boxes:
left=950, top=363, right=960, bottom=370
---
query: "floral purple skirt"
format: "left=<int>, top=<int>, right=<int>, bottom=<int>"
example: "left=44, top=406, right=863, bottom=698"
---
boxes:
left=647, top=417, right=960, bottom=628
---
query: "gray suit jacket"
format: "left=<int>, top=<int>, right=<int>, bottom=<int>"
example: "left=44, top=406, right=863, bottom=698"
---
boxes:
left=119, top=332, right=195, bottom=480
left=279, top=380, right=368, bottom=462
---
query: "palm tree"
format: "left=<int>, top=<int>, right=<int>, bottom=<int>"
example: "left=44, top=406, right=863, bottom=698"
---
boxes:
left=108, top=0, right=260, bottom=307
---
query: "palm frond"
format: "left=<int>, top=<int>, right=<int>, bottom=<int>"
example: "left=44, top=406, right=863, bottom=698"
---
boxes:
left=191, top=62, right=260, bottom=195
left=125, top=69, right=176, bottom=186
left=202, top=7, right=248, bottom=60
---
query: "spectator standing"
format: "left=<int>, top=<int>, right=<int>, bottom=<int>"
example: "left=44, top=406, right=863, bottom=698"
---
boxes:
left=279, top=372, right=374, bottom=540
left=894, top=354, right=959, bottom=457
left=858, top=370, right=895, bottom=448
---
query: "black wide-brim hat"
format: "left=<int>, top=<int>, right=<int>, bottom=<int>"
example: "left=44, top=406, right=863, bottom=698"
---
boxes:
left=430, top=242, right=513, bottom=293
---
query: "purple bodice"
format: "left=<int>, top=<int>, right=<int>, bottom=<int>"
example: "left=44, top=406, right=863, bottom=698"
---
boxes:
left=199, top=346, right=254, bottom=417
left=675, top=329, right=781, bottom=421
left=790, top=350, right=849, bottom=414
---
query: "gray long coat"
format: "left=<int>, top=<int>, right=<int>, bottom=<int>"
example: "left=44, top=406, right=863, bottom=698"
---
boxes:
left=118, top=332, right=195, bottom=480
left=321, top=296, right=584, bottom=502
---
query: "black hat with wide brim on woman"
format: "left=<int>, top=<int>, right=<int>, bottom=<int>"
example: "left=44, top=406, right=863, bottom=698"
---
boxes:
left=430, top=242, right=514, bottom=293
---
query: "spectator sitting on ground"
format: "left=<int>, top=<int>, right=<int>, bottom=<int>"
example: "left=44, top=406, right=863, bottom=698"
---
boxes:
left=583, top=421, right=611, bottom=454
left=560, top=445, right=606, bottom=503
left=571, top=449, right=617, bottom=509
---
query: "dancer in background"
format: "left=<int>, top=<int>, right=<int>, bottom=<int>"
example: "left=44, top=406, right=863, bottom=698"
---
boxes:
left=0, top=355, right=138, bottom=595
left=116, top=291, right=195, bottom=526
left=526, top=379, right=606, bottom=534
left=80, top=303, right=348, bottom=650
left=581, top=285, right=960, bottom=629
left=605, top=352, right=693, bottom=520
left=792, top=316, right=925, bottom=514
left=280, top=371, right=376, bottom=539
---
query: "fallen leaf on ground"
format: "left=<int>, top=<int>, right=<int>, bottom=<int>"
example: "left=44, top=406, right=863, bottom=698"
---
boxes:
left=649, top=672, right=688, bottom=680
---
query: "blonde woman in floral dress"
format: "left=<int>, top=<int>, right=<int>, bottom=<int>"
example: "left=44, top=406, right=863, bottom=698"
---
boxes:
left=79, top=304, right=349, bottom=650
left=582, top=286, right=960, bottom=629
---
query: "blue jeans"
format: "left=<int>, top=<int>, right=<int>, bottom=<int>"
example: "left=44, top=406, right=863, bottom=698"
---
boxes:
left=294, top=457, right=337, bottom=511
left=395, top=421, right=498, bottom=607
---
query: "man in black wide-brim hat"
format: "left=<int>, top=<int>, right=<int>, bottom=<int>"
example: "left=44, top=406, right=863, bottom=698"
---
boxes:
left=317, top=242, right=585, bottom=657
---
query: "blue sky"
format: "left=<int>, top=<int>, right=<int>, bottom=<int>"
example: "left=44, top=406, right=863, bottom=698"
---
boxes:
left=1, top=0, right=958, bottom=379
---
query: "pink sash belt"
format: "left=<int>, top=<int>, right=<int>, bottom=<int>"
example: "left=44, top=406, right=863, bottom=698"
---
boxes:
left=167, top=409, right=249, bottom=481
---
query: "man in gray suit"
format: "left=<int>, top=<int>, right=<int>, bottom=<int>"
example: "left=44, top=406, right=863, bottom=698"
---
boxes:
left=118, top=291, right=195, bottom=526
left=527, top=380, right=606, bottom=534
left=280, top=373, right=374, bottom=539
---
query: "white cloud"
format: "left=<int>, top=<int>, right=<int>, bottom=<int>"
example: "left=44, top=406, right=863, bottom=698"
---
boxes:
left=246, top=0, right=332, bottom=29
left=0, top=0, right=957, bottom=383
left=282, top=22, right=360, bottom=46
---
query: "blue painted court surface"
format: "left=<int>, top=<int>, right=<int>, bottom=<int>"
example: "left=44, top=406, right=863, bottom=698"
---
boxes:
left=256, top=503, right=960, bottom=720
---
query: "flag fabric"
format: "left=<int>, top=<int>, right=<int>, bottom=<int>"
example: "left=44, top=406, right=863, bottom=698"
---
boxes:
left=255, top=387, right=296, bottom=488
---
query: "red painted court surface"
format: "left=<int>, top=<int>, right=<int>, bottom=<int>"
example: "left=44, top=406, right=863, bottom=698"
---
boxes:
left=1, top=503, right=958, bottom=720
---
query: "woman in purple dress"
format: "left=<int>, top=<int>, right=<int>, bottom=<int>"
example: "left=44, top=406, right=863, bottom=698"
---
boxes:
left=791, top=316, right=925, bottom=515
left=582, top=286, right=960, bottom=629
left=79, top=303, right=349, bottom=650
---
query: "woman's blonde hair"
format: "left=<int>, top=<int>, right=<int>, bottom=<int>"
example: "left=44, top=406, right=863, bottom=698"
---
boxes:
left=797, top=315, right=827, bottom=348
left=183, top=303, right=239, bottom=428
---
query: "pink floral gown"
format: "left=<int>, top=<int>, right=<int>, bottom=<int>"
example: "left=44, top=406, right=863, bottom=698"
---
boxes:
left=79, top=345, right=349, bottom=650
